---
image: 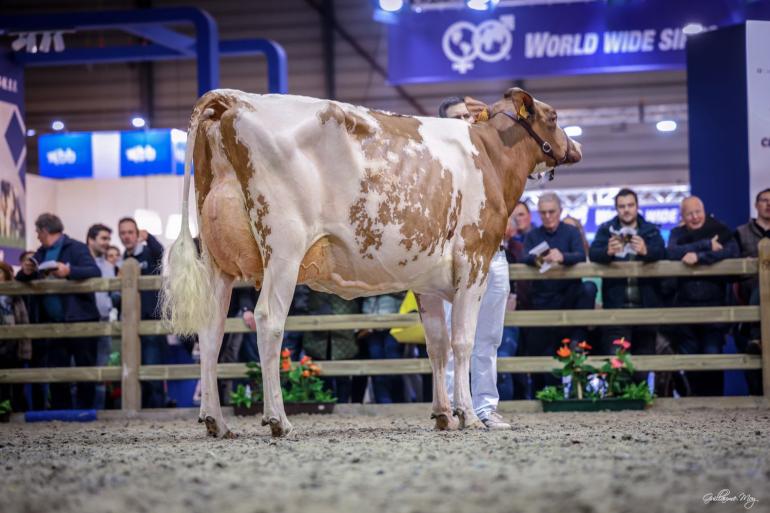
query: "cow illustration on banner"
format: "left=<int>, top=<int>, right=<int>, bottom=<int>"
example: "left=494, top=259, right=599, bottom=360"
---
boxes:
left=0, top=50, right=25, bottom=263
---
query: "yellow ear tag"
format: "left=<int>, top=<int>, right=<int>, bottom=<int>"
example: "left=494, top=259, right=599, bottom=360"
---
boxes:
left=518, top=105, right=529, bottom=120
left=476, top=108, right=489, bottom=122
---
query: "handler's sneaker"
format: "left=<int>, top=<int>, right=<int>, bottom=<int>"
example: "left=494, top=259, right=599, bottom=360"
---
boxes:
left=481, top=411, right=511, bottom=430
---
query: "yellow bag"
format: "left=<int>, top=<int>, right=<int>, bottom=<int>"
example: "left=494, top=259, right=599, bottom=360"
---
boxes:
left=389, top=290, right=425, bottom=343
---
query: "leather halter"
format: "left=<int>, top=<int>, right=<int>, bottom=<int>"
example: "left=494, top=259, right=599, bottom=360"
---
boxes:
left=495, top=110, right=573, bottom=181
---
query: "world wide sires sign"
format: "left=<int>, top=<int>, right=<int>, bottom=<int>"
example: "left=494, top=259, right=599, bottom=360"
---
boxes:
left=387, top=0, right=770, bottom=84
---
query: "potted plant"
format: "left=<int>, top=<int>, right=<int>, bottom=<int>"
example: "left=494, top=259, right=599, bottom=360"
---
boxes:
left=231, top=349, right=337, bottom=416
left=0, top=399, right=11, bottom=423
left=536, top=338, right=654, bottom=412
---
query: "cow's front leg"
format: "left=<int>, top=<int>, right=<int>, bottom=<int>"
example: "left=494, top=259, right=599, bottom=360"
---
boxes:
left=198, top=268, right=235, bottom=438
left=450, top=287, right=486, bottom=430
left=254, top=266, right=299, bottom=438
left=417, top=293, right=459, bottom=430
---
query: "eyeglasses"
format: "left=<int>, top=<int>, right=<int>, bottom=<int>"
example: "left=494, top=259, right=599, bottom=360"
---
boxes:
left=538, top=209, right=559, bottom=216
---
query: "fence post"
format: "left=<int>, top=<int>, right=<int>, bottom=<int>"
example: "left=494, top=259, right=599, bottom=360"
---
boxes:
left=121, top=259, right=142, bottom=413
left=759, top=239, right=770, bottom=399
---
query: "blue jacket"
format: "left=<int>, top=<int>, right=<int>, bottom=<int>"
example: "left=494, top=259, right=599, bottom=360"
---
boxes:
left=16, top=234, right=101, bottom=322
left=123, top=234, right=164, bottom=320
left=589, top=215, right=665, bottom=309
left=523, top=222, right=585, bottom=306
left=667, top=221, right=739, bottom=305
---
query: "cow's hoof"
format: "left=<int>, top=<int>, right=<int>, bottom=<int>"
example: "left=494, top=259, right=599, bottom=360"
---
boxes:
left=454, top=409, right=484, bottom=430
left=222, top=430, right=238, bottom=439
left=431, top=412, right=459, bottom=431
left=204, top=416, right=232, bottom=438
left=262, top=416, right=293, bottom=438
left=204, top=416, right=219, bottom=437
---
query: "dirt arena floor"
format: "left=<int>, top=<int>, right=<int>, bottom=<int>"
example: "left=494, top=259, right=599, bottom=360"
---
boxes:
left=1, top=403, right=769, bottom=513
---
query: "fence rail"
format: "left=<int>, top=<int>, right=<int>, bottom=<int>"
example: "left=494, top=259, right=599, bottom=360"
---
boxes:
left=0, top=241, right=768, bottom=409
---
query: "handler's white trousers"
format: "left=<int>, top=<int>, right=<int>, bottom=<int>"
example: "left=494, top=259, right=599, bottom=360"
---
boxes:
left=445, top=250, right=510, bottom=420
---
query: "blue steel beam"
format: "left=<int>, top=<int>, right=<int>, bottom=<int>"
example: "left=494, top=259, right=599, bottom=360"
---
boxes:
left=0, top=7, right=219, bottom=95
left=14, top=40, right=288, bottom=94
left=121, top=25, right=196, bottom=56
left=221, top=39, right=288, bottom=94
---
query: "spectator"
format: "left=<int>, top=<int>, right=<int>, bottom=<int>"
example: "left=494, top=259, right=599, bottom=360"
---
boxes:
left=524, top=193, right=596, bottom=391
left=0, top=261, right=31, bottom=412
left=86, top=223, right=118, bottom=409
left=106, top=245, right=122, bottom=269
left=667, top=196, right=738, bottom=396
left=118, top=217, right=167, bottom=408
left=302, top=290, right=361, bottom=403
left=361, top=293, right=406, bottom=403
left=512, top=202, right=535, bottom=242
left=16, top=213, right=101, bottom=409
left=440, top=95, right=512, bottom=429
left=218, top=286, right=259, bottom=403
left=589, top=188, right=665, bottom=356
left=563, top=216, right=590, bottom=255
left=733, top=187, right=769, bottom=394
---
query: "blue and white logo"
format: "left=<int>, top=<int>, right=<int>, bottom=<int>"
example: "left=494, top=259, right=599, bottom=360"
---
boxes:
left=46, top=147, right=77, bottom=166
left=442, top=15, right=514, bottom=74
left=125, top=144, right=157, bottom=164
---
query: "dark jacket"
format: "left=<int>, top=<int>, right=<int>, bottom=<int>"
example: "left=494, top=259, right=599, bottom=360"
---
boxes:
left=15, top=234, right=101, bottom=322
left=589, top=215, right=665, bottom=309
left=123, top=234, right=164, bottom=320
left=734, top=219, right=769, bottom=302
left=667, top=217, right=739, bottom=305
left=523, top=222, right=585, bottom=307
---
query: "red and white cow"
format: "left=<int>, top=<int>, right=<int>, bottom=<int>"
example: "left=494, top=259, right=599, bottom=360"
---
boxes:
left=162, top=88, right=581, bottom=438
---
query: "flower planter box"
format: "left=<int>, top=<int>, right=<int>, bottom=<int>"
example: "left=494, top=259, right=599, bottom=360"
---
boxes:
left=541, top=398, right=647, bottom=412
left=233, top=402, right=335, bottom=416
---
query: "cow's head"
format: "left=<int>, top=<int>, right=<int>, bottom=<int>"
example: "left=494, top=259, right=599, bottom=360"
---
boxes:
left=487, top=88, right=582, bottom=176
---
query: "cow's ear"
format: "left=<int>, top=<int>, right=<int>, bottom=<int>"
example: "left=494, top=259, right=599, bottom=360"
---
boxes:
left=504, top=88, right=534, bottom=120
left=464, top=96, right=490, bottom=122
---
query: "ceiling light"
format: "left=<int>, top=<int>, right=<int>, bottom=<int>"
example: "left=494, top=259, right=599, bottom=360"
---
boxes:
left=132, top=117, right=146, bottom=128
left=656, top=120, right=677, bottom=132
left=379, top=0, right=404, bottom=11
left=466, top=0, right=499, bottom=10
left=682, top=23, right=704, bottom=35
left=26, top=129, right=36, bottom=137
left=51, top=120, right=65, bottom=131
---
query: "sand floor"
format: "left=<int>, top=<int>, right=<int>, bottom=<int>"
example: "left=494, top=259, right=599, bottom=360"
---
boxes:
left=1, top=406, right=769, bottom=513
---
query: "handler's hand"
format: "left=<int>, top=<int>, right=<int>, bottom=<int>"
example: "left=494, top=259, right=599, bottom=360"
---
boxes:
left=243, top=310, right=256, bottom=331
left=607, top=236, right=623, bottom=256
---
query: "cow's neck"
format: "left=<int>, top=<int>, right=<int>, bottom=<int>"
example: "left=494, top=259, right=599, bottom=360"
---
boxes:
left=472, top=123, right=540, bottom=217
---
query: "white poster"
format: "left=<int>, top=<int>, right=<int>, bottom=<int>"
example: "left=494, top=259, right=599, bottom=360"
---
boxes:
left=746, top=20, right=770, bottom=208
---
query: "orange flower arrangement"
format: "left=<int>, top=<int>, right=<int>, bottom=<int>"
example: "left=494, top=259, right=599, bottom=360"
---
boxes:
left=556, top=346, right=572, bottom=358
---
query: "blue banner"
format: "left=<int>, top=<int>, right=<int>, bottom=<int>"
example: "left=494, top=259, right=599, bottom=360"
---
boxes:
left=0, top=50, right=26, bottom=262
left=387, top=0, right=770, bottom=84
left=38, top=128, right=186, bottom=179
left=120, top=130, right=172, bottom=177
left=38, top=132, right=93, bottom=179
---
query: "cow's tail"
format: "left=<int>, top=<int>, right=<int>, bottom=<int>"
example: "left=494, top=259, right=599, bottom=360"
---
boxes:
left=160, top=96, right=219, bottom=336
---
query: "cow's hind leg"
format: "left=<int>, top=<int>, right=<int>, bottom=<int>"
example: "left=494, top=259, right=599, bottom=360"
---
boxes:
left=255, top=262, right=301, bottom=438
left=417, top=294, right=459, bottom=430
left=197, top=267, right=235, bottom=438
left=450, top=287, right=486, bottom=430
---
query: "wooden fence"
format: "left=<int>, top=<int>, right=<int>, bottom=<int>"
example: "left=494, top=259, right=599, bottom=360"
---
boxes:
left=0, top=239, right=768, bottom=412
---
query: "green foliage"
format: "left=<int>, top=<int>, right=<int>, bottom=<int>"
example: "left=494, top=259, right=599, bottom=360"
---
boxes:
left=621, top=381, right=655, bottom=405
left=535, top=386, right=563, bottom=402
left=230, top=384, right=254, bottom=408
left=242, top=356, right=336, bottom=404
left=107, top=351, right=121, bottom=367
left=541, top=337, right=654, bottom=406
left=0, top=399, right=12, bottom=414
